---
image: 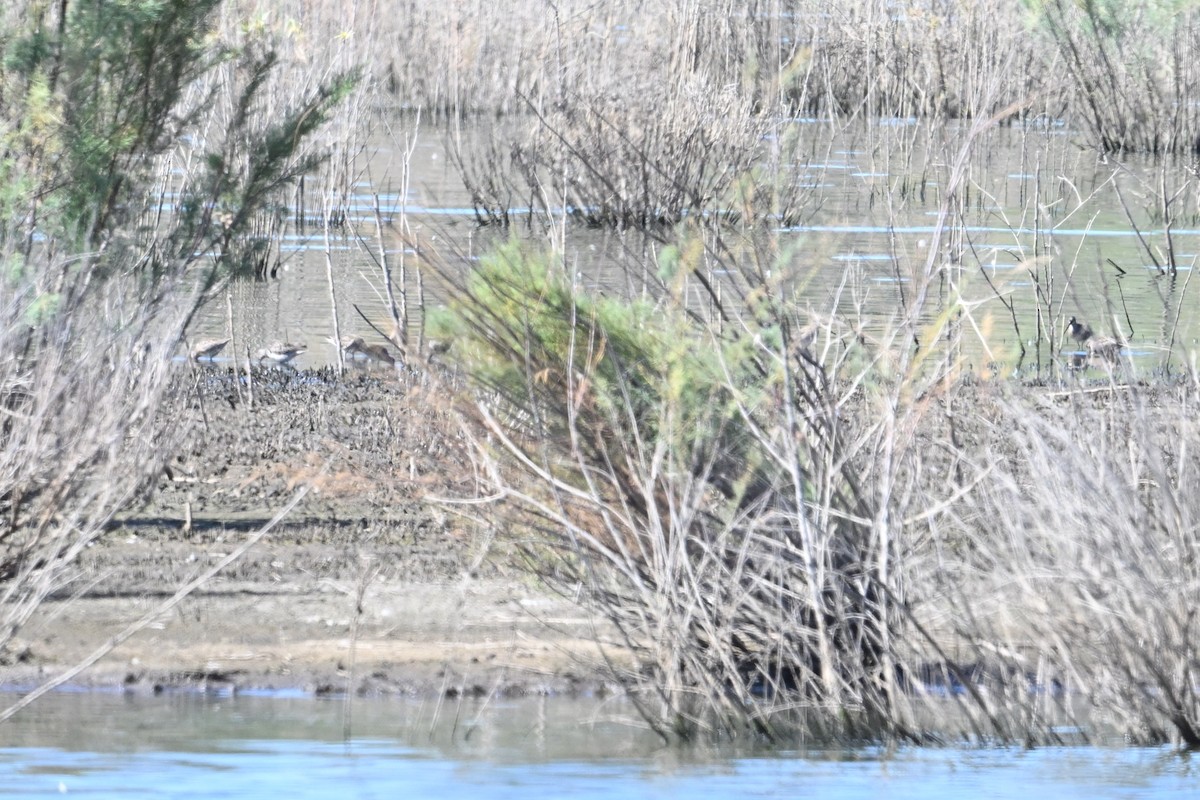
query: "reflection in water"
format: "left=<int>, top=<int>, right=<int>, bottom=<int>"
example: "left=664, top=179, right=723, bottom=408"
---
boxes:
left=0, top=692, right=1194, bottom=799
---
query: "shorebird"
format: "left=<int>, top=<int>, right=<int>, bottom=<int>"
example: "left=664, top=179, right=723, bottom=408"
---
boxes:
left=330, top=335, right=395, bottom=365
left=1066, top=316, right=1094, bottom=344
left=1088, top=336, right=1123, bottom=362
left=256, top=341, right=306, bottom=366
left=358, top=342, right=396, bottom=365
left=191, top=338, right=230, bottom=361
left=330, top=335, right=367, bottom=357
left=1066, top=316, right=1122, bottom=362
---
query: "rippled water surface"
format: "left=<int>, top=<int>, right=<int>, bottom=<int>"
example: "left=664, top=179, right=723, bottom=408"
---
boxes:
left=190, top=117, right=1200, bottom=375
left=0, top=692, right=1194, bottom=799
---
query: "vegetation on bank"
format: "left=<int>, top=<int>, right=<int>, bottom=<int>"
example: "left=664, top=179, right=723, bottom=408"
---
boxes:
left=0, top=0, right=1198, bottom=753
left=212, top=0, right=1200, bottom=225
left=397, top=0, right=1200, bottom=739
left=161, top=0, right=1200, bottom=229
left=432, top=230, right=1200, bottom=748
left=0, top=0, right=352, bottom=663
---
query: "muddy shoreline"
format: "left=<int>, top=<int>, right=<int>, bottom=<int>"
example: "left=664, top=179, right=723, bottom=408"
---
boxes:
left=5, top=364, right=1183, bottom=706
left=3, top=367, right=615, bottom=699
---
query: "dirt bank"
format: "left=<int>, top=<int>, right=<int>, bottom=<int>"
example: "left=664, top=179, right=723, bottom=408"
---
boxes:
left=5, top=362, right=1181, bottom=704
left=2, top=366, right=615, bottom=699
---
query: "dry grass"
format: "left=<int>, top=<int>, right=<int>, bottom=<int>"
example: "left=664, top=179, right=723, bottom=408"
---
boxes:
left=219, top=0, right=1200, bottom=231
left=0, top=0, right=355, bottom=663
left=4, top=0, right=1198, bottom=749
left=416, top=76, right=1200, bottom=745
left=939, top=382, right=1200, bottom=747
left=428, top=225, right=1200, bottom=746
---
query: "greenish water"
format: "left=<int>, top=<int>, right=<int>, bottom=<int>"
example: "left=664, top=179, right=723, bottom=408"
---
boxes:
left=0, top=692, right=1194, bottom=799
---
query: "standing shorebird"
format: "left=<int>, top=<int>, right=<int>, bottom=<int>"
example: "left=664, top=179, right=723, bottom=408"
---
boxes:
left=256, top=341, right=306, bottom=366
left=191, top=338, right=230, bottom=361
left=1066, top=316, right=1094, bottom=345
left=359, top=342, right=396, bottom=365
left=332, top=334, right=367, bottom=356
left=329, top=334, right=395, bottom=366
left=1088, top=336, right=1123, bottom=362
left=1066, top=316, right=1121, bottom=362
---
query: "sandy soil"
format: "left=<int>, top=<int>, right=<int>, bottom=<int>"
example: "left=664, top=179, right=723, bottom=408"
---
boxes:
left=2, top=366, right=615, bottom=698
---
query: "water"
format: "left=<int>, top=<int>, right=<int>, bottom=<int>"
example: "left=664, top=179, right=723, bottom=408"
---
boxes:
left=191, top=116, right=1200, bottom=375
left=0, top=692, right=1194, bottom=798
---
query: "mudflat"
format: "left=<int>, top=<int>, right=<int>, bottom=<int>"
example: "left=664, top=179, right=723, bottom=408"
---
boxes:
left=6, top=360, right=1164, bottom=704
left=3, top=366, right=611, bottom=699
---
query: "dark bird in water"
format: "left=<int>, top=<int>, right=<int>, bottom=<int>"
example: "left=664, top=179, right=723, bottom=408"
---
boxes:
left=1066, top=316, right=1122, bottom=362
left=1066, top=316, right=1093, bottom=344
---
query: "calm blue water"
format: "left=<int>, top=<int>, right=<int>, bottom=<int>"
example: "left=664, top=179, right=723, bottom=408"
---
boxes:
left=0, top=692, right=1193, bottom=799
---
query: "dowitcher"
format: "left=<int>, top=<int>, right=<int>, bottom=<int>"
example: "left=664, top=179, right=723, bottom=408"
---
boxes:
left=191, top=338, right=230, bottom=361
left=1087, top=336, right=1122, bottom=362
left=358, top=342, right=396, bottom=365
left=330, top=335, right=367, bottom=356
left=331, top=335, right=394, bottom=365
left=256, top=341, right=306, bottom=366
